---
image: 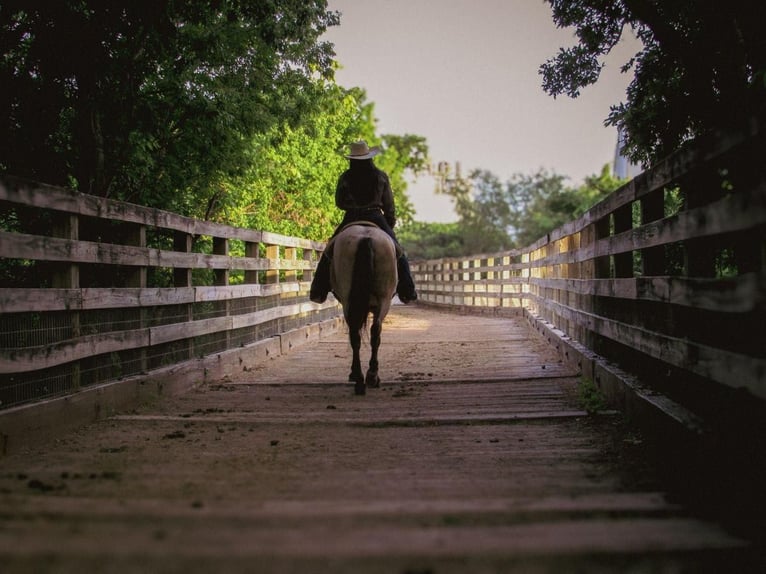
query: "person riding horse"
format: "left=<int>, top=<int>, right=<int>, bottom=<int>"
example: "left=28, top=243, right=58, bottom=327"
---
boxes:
left=309, top=141, right=418, bottom=304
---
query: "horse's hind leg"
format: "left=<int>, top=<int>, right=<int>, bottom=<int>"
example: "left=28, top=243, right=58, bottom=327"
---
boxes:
left=349, top=329, right=365, bottom=395
left=365, top=315, right=382, bottom=388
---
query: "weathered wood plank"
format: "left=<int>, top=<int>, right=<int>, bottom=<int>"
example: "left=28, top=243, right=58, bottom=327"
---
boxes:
left=533, top=296, right=766, bottom=399
left=597, top=183, right=766, bottom=257
left=0, top=301, right=336, bottom=373
left=0, top=176, right=325, bottom=251
left=528, top=273, right=766, bottom=313
left=0, top=232, right=315, bottom=271
left=0, top=283, right=316, bottom=313
left=0, top=330, right=150, bottom=373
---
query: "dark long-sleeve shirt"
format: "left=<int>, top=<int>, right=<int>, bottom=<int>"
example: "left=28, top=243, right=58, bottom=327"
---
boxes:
left=334, top=166, right=396, bottom=229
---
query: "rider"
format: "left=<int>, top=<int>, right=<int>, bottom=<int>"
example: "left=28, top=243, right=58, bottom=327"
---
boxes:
left=309, top=140, right=418, bottom=304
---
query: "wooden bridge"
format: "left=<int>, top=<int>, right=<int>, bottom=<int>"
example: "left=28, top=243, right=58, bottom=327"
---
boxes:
left=0, top=304, right=760, bottom=572
left=0, top=119, right=764, bottom=570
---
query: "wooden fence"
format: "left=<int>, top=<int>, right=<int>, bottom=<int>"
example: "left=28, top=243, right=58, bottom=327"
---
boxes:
left=412, top=117, right=765, bottom=423
left=1, top=117, right=764, bottom=445
left=0, top=177, right=341, bottom=412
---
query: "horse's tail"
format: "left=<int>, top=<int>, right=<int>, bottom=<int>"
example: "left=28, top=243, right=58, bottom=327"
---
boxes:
left=347, top=236, right=373, bottom=334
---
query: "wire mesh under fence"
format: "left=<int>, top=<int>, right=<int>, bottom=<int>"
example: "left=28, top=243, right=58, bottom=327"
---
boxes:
left=229, top=325, right=260, bottom=349
left=258, top=294, right=281, bottom=312
left=146, top=304, right=192, bottom=328
left=0, top=362, right=77, bottom=410
left=193, top=331, right=230, bottom=358
left=279, top=291, right=301, bottom=307
left=256, top=319, right=281, bottom=341
left=0, top=310, right=75, bottom=349
left=79, top=348, right=147, bottom=388
left=147, top=340, right=192, bottom=371
left=192, top=300, right=228, bottom=321
left=319, top=306, right=342, bottom=323
left=79, top=307, right=143, bottom=336
left=230, top=296, right=258, bottom=316
left=279, top=309, right=325, bottom=334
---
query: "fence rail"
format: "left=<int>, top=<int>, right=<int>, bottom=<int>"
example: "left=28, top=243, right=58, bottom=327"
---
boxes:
left=0, top=177, right=340, bottom=411
left=412, top=118, right=766, bottom=417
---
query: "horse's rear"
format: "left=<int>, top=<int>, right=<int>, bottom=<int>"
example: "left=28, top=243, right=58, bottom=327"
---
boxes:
left=331, top=225, right=397, bottom=395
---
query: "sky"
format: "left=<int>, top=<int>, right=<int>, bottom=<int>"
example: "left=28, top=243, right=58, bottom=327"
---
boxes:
left=323, top=0, right=642, bottom=222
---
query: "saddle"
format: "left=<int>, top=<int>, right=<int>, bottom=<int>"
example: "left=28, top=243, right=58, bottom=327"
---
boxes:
left=323, top=222, right=403, bottom=259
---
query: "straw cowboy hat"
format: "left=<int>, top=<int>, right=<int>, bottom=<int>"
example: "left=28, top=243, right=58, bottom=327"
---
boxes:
left=345, top=140, right=381, bottom=160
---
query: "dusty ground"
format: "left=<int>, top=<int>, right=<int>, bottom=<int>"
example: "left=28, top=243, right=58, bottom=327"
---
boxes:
left=0, top=305, right=761, bottom=572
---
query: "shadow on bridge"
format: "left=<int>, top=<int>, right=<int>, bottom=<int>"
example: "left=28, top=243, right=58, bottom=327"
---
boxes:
left=0, top=304, right=762, bottom=572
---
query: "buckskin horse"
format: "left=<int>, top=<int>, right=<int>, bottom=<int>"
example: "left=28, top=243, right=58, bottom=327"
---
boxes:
left=329, top=223, right=398, bottom=395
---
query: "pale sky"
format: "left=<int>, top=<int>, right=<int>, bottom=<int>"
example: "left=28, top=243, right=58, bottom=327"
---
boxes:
left=324, top=0, right=642, bottom=222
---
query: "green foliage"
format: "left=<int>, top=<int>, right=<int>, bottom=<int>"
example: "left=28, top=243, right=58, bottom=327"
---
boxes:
left=503, top=170, right=573, bottom=247
left=1, top=2, right=430, bottom=241
left=540, top=1, right=766, bottom=165
left=435, top=169, right=515, bottom=255
left=398, top=221, right=466, bottom=261
left=1, top=0, right=339, bottom=214
left=577, top=377, right=609, bottom=415
left=429, top=164, right=624, bottom=254
left=507, top=165, right=623, bottom=246
left=375, top=133, right=429, bottom=227
left=215, top=86, right=427, bottom=240
left=223, top=83, right=360, bottom=239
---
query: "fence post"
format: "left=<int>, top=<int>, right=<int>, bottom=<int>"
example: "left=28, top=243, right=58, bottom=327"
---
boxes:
left=51, top=213, right=81, bottom=390
left=245, top=241, right=260, bottom=284
left=213, top=236, right=231, bottom=349
left=265, top=244, right=280, bottom=285
left=682, top=168, right=719, bottom=277
left=173, top=231, right=193, bottom=359
left=51, top=214, right=80, bottom=290
left=173, top=231, right=193, bottom=287
left=284, top=247, right=297, bottom=284
left=640, top=190, right=665, bottom=276
left=613, top=204, right=633, bottom=278
left=213, top=237, right=229, bottom=286
left=303, top=248, right=315, bottom=285
left=125, top=223, right=148, bottom=373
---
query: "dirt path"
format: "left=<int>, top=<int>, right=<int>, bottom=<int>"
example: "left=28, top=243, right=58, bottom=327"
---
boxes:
left=0, top=305, right=758, bottom=572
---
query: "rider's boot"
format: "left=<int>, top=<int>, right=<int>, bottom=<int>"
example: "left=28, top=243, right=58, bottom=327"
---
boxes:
left=309, top=253, right=332, bottom=303
left=396, top=255, right=418, bottom=304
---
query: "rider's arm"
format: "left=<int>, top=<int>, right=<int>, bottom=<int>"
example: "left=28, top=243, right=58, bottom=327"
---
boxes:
left=335, top=172, right=354, bottom=210
left=380, top=172, right=396, bottom=228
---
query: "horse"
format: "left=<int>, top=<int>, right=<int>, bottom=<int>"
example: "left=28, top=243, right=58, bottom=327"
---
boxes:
left=329, top=223, right=398, bottom=395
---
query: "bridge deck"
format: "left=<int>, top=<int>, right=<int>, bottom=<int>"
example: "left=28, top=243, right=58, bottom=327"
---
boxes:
left=0, top=305, right=758, bottom=572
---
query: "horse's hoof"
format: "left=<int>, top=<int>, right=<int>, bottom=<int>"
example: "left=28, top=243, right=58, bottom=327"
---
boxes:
left=354, top=382, right=366, bottom=395
left=365, top=372, right=380, bottom=388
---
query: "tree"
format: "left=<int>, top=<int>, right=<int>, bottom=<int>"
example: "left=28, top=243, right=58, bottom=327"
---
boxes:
left=436, top=168, right=515, bottom=255
left=219, top=85, right=366, bottom=240
left=503, top=170, right=572, bottom=247
left=398, top=221, right=466, bottom=261
left=430, top=165, right=623, bottom=255
left=217, top=86, right=429, bottom=241
left=0, top=1, right=339, bottom=213
left=540, top=0, right=766, bottom=165
left=375, top=133, right=430, bottom=228
left=505, top=166, right=623, bottom=246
